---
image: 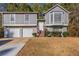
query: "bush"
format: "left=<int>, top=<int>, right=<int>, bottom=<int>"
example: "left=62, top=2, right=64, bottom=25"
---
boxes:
left=45, top=29, right=52, bottom=37
left=45, top=29, right=61, bottom=37
left=32, top=33, right=37, bottom=37
left=52, top=32, right=61, bottom=37
left=63, top=32, right=69, bottom=37
left=48, top=32, right=52, bottom=37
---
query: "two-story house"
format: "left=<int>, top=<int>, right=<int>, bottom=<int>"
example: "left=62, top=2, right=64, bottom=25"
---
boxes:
left=2, top=4, right=69, bottom=38
left=2, top=12, right=38, bottom=38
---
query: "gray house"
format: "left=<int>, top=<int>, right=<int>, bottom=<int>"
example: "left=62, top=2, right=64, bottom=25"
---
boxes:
left=2, top=4, right=69, bottom=38
left=2, top=12, right=38, bottom=38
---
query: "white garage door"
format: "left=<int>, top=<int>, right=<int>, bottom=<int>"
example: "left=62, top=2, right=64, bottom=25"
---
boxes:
left=8, top=28, right=21, bottom=38
left=23, top=28, right=33, bottom=37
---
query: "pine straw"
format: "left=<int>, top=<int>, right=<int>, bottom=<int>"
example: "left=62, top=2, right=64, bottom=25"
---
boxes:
left=17, top=37, right=79, bottom=56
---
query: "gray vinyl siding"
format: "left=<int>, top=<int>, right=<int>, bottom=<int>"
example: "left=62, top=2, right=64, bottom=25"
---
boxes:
left=45, top=14, right=49, bottom=24
left=3, top=14, right=11, bottom=24
left=15, top=14, right=25, bottom=24
left=29, top=14, right=37, bottom=24
left=45, top=6, right=69, bottom=25
left=3, top=13, right=37, bottom=25
left=46, top=27, right=67, bottom=32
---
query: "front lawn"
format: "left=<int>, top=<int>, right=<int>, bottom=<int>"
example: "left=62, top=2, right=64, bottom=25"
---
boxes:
left=17, top=37, right=79, bottom=56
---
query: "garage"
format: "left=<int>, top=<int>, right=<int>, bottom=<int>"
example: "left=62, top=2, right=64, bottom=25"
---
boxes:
left=4, top=27, right=36, bottom=38
left=7, top=28, right=21, bottom=38
left=23, top=28, right=33, bottom=37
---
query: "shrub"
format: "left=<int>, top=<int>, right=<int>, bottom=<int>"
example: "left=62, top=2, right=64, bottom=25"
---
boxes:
left=48, top=32, right=52, bottom=37
left=63, top=32, right=69, bottom=37
left=44, top=28, right=71, bottom=37
left=45, top=29, right=52, bottom=37
left=32, top=33, right=37, bottom=37
left=45, top=29, right=61, bottom=37
left=52, top=32, right=61, bottom=37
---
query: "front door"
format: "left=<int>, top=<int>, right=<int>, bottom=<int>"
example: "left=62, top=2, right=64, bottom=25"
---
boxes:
left=38, top=22, right=44, bottom=31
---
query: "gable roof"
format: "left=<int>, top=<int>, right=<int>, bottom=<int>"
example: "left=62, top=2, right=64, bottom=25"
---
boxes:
left=44, top=4, right=70, bottom=14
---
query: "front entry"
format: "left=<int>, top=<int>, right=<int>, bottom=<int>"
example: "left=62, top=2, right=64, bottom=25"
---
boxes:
left=38, top=21, right=44, bottom=31
left=38, top=20, right=45, bottom=37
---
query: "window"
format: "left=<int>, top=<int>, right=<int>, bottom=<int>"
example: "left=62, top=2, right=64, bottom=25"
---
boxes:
left=25, top=14, right=29, bottom=21
left=54, top=12, right=61, bottom=23
left=51, top=14, right=53, bottom=23
left=53, top=27, right=62, bottom=32
left=11, top=14, right=15, bottom=21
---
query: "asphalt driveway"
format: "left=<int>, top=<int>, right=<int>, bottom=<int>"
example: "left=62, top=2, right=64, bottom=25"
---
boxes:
left=0, top=40, right=12, bottom=46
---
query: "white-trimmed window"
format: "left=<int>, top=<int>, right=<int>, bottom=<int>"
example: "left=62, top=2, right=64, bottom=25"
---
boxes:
left=51, top=13, right=53, bottom=23
left=10, top=14, right=15, bottom=24
left=50, top=12, right=62, bottom=24
left=25, top=14, right=29, bottom=22
left=54, top=12, right=61, bottom=24
left=53, top=27, right=62, bottom=32
left=11, top=14, right=15, bottom=21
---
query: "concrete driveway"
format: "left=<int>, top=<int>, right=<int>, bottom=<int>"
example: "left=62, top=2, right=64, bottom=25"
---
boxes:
left=0, top=38, right=28, bottom=56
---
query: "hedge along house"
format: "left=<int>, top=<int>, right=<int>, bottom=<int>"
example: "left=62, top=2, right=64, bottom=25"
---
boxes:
left=44, top=4, right=69, bottom=37
left=2, top=4, right=69, bottom=38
